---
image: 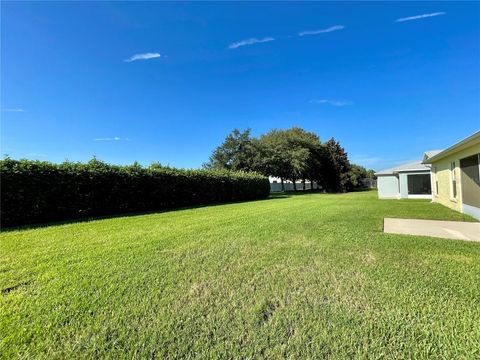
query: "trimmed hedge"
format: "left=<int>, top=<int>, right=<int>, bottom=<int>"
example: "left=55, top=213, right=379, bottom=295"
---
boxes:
left=0, top=158, right=270, bottom=228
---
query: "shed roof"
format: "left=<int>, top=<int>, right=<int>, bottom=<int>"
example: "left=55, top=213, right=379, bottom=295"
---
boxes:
left=375, top=160, right=431, bottom=176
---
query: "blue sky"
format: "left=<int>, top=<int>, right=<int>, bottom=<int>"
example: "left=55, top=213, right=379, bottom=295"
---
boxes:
left=1, top=2, right=479, bottom=171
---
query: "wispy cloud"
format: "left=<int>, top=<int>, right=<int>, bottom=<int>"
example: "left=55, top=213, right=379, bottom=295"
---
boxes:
left=26, top=152, right=47, bottom=157
left=124, top=52, right=161, bottom=62
left=309, top=99, right=353, bottom=106
left=1, top=108, right=24, bottom=112
left=228, top=37, right=275, bottom=49
left=298, top=25, right=345, bottom=37
left=94, top=137, right=130, bottom=141
left=396, top=12, right=445, bottom=22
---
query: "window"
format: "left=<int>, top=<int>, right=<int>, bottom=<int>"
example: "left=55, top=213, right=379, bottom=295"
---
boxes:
left=433, top=167, right=439, bottom=195
left=460, top=154, right=480, bottom=208
left=450, top=162, right=457, bottom=199
left=407, top=174, right=432, bottom=195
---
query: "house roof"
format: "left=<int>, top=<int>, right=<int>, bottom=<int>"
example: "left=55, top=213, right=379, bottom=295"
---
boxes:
left=423, top=150, right=443, bottom=162
left=375, top=160, right=431, bottom=176
left=423, top=130, right=480, bottom=164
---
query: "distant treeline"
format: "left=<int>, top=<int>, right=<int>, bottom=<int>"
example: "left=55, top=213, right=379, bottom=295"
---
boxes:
left=0, top=158, right=270, bottom=227
left=204, top=127, right=375, bottom=192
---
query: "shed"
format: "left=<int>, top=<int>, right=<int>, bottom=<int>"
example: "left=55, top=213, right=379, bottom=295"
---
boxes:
left=375, top=160, right=432, bottom=199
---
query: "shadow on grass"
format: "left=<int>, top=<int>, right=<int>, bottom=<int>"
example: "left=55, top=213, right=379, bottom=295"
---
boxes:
left=2, top=189, right=378, bottom=232
left=1, top=195, right=289, bottom=233
left=350, top=187, right=376, bottom=192
left=271, top=188, right=376, bottom=197
left=270, top=190, right=324, bottom=197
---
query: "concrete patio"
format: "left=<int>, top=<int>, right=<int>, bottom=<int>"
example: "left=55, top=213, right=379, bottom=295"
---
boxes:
left=384, top=218, right=480, bottom=242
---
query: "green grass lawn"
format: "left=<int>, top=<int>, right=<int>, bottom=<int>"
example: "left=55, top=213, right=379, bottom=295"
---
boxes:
left=1, top=191, right=480, bottom=359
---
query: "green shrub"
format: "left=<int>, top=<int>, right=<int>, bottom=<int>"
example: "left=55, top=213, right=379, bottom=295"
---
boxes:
left=0, top=158, right=270, bottom=227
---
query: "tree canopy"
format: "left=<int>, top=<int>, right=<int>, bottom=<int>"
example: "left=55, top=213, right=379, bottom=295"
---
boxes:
left=204, top=129, right=259, bottom=172
left=205, top=127, right=375, bottom=192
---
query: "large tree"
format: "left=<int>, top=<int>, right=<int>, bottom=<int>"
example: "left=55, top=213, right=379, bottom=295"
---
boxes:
left=203, top=129, right=259, bottom=171
left=283, top=127, right=323, bottom=190
left=206, top=127, right=357, bottom=193
left=322, top=138, right=351, bottom=192
left=346, top=164, right=367, bottom=191
left=257, top=130, right=293, bottom=190
left=258, top=127, right=322, bottom=190
left=346, top=165, right=377, bottom=190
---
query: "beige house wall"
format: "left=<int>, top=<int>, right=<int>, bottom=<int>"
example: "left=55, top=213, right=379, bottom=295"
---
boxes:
left=431, top=144, right=480, bottom=213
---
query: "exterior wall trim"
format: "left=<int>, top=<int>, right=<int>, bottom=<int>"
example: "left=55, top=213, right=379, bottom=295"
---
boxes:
left=424, top=131, right=480, bottom=164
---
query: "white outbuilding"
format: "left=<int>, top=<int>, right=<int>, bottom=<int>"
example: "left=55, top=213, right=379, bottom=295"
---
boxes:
left=375, top=160, right=433, bottom=199
left=269, top=176, right=319, bottom=192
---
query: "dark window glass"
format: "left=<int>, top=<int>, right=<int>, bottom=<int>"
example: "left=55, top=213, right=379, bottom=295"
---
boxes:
left=407, top=174, right=432, bottom=195
left=460, top=154, right=480, bottom=208
left=460, top=154, right=480, bottom=185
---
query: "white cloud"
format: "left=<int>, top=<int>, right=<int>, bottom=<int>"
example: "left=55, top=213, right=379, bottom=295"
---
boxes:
left=94, top=137, right=130, bottom=141
left=124, top=53, right=161, bottom=62
left=309, top=99, right=353, bottom=106
left=298, top=25, right=345, bottom=36
left=396, top=12, right=445, bottom=22
left=2, top=108, right=24, bottom=112
left=228, top=37, right=275, bottom=49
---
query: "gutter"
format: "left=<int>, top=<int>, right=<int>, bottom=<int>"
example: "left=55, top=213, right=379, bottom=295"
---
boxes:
left=423, top=130, right=480, bottom=164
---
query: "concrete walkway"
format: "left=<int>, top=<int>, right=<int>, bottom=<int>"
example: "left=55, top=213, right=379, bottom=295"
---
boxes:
left=384, top=218, right=480, bottom=242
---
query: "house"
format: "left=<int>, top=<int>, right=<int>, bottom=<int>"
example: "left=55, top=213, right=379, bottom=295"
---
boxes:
left=375, top=160, right=432, bottom=199
left=423, top=131, right=480, bottom=220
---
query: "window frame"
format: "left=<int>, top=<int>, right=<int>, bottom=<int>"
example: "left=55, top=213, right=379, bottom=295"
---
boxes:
left=450, top=161, right=457, bottom=201
left=433, top=167, right=439, bottom=196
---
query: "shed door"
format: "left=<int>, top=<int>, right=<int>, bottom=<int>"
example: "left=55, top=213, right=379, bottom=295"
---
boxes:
left=460, top=154, right=480, bottom=208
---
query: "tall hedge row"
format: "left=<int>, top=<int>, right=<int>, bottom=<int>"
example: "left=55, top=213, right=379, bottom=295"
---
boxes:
left=0, top=158, right=270, bottom=228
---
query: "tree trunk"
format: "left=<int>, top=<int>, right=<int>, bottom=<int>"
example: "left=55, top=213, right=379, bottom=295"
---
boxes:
left=302, top=179, right=306, bottom=190
left=293, top=179, right=297, bottom=191
left=281, top=178, right=285, bottom=191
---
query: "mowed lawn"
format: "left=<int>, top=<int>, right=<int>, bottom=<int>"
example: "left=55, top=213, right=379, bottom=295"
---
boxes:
left=1, top=191, right=480, bottom=359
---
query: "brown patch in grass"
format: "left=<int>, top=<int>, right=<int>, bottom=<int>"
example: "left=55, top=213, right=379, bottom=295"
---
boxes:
left=362, top=249, right=376, bottom=264
left=438, top=254, right=473, bottom=264
left=345, top=249, right=376, bottom=264
left=330, top=271, right=371, bottom=314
